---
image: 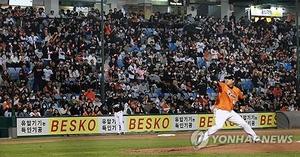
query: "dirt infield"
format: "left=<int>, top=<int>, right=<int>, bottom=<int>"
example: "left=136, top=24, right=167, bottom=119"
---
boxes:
left=130, top=143, right=300, bottom=154
left=127, top=129, right=300, bottom=155
left=1, top=129, right=300, bottom=155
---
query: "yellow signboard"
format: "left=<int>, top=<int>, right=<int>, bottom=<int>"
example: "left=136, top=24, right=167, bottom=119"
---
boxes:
left=17, top=113, right=277, bottom=136
left=126, top=116, right=172, bottom=132
left=258, top=113, right=277, bottom=127
left=197, top=113, right=276, bottom=130
left=49, top=117, right=99, bottom=135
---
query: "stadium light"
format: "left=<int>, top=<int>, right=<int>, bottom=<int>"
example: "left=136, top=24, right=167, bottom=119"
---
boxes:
left=11, top=85, right=17, bottom=138
left=297, top=0, right=300, bottom=94
left=100, top=0, right=105, bottom=103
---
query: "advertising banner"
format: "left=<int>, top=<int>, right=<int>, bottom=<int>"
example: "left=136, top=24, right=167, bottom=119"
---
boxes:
left=49, top=117, right=100, bottom=135
left=250, top=6, right=284, bottom=17
left=99, top=116, right=117, bottom=133
left=126, top=115, right=172, bottom=132
left=17, top=118, right=49, bottom=136
left=17, top=112, right=277, bottom=136
left=172, top=114, right=198, bottom=131
left=169, top=0, right=183, bottom=6
left=197, top=113, right=261, bottom=130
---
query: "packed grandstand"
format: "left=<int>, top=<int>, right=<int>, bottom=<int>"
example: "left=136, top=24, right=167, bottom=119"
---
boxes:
left=0, top=6, right=298, bottom=118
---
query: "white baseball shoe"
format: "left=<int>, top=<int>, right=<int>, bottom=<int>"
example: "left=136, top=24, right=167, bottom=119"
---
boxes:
left=253, top=137, right=263, bottom=143
left=191, top=130, right=209, bottom=150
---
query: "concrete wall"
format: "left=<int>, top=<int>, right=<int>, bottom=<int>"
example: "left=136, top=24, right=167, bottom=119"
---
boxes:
left=233, top=5, right=247, bottom=20
left=34, top=0, right=44, bottom=6
left=152, top=5, right=168, bottom=13
left=197, top=4, right=209, bottom=17
left=0, top=0, right=7, bottom=5
left=208, top=5, right=220, bottom=17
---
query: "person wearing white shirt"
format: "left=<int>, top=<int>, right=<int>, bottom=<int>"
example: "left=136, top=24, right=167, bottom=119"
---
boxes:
left=58, top=48, right=66, bottom=60
left=29, top=109, right=41, bottom=117
left=211, top=49, right=219, bottom=60
left=196, top=41, right=205, bottom=53
left=36, top=8, right=47, bottom=18
left=87, top=54, right=97, bottom=65
left=68, top=67, right=80, bottom=80
left=10, top=53, right=20, bottom=64
left=128, top=63, right=136, bottom=80
left=26, top=33, right=38, bottom=46
left=48, top=10, right=56, bottom=18
left=43, top=66, right=53, bottom=81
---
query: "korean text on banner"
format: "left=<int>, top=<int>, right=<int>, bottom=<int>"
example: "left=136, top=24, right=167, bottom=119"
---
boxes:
left=99, top=117, right=117, bottom=133
left=17, top=118, right=49, bottom=136
left=173, top=114, right=198, bottom=130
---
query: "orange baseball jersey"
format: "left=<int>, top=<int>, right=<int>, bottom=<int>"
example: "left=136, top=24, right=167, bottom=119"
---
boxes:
left=215, top=82, right=244, bottom=111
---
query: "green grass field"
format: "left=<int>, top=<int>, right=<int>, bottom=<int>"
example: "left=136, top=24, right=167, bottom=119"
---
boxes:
left=0, top=132, right=300, bottom=157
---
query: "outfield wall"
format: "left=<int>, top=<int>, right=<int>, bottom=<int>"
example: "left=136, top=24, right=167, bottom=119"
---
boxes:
left=16, top=112, right=276, bottom=137
left=277, top=111, right=300, bottom=129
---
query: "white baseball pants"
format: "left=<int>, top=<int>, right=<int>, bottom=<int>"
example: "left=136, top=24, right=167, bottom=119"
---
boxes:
left=114, top=111, right=125, bottom=134
left=203, top=109, right=258, bottom=141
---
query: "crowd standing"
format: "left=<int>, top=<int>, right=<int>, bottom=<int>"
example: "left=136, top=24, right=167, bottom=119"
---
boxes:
left=0, top=6, right=298, bottom=118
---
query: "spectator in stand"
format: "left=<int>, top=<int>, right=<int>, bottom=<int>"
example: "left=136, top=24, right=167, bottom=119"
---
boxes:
left=0, top=6, right=298, bottom=118
left=29, top=108, right=41, bottom=117
left=84, top=89, right=96, bottom=103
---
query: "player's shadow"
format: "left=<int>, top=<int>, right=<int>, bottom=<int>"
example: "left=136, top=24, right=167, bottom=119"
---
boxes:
left=193, top=143, right=229, bottom=151
left=205, top=143, right=228, bottom=149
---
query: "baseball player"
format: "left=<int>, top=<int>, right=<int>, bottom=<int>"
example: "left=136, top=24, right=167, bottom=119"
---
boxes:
left=113, top=102, right=125, bottom=135
left=193, top=75, right=261, bottom=148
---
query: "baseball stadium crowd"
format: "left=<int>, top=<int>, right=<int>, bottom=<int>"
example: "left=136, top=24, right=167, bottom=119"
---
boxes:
left=0, top=6, right=298, bottom=117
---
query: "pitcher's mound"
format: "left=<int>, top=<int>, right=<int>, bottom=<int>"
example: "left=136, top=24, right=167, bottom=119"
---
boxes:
left=130, top=142, right=300, bottom=154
